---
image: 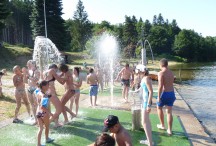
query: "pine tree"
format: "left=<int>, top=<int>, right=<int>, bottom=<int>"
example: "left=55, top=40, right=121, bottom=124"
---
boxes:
left=71, top=0, right=92, bottom=51
left=123, top=15, right=138, bottom=46
left=0, top=0, right=11, bottom=40
left=30, top=0, right=68, bottom=50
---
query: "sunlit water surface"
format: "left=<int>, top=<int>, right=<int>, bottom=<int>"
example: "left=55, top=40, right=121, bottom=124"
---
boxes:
left=173, top=62, right=216, bottom=140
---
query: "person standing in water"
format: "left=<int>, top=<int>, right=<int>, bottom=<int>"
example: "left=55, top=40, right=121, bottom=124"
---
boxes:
left=87, top=68, right=99, bottom=107
left=157, top=58, right=176, bottom=135
left=70, top=67, right=82, bottom=117
left=115, top=63, right=133, bottom=102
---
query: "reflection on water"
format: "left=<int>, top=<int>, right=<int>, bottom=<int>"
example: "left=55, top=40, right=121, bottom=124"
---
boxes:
left=173, top=62, right=216, bottom=140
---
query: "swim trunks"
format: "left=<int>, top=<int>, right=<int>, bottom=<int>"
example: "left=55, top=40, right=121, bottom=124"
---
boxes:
left=157, top=91, right=176, bottom=107
left=89, top=85, right=98, bottom=96
left=121, top=79, right=130, bottom=87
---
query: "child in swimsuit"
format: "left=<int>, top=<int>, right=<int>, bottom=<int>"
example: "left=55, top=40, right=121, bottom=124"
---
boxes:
left=12, top=65, right=31, bottom=123
left=70, top=67, right=82, bottom=116
left=36, top=80, right=54, bottom=146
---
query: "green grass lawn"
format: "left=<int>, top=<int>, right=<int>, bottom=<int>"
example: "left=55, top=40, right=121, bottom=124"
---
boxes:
left=0, top=108, right=189, bottom=146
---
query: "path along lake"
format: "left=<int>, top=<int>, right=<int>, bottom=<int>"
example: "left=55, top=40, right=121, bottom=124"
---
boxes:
left=170, top=62, right=216, bottom=140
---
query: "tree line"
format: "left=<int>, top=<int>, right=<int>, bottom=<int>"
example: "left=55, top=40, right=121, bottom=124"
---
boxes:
left=0, top=0, right=216, bottom=62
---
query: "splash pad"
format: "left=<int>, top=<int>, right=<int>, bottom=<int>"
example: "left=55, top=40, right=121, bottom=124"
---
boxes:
left=33, top=36, right=64, bottom=73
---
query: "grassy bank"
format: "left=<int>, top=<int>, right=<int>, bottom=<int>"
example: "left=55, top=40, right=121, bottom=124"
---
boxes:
left=0, top=43, right=32, bottom=69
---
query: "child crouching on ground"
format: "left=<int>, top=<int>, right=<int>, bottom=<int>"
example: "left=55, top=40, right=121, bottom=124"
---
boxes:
left=36, top=80, right=54, bottom=146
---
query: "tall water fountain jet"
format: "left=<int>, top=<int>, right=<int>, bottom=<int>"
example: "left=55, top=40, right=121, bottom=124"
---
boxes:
left=97, top=33, right=119, bottom=105
left=33, top=36, right=64, bottom=76
left=137, top=28, right=154, bottom=65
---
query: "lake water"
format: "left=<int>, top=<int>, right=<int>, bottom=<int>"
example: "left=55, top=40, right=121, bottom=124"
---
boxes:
left=171, top=62, right=216, bottom=140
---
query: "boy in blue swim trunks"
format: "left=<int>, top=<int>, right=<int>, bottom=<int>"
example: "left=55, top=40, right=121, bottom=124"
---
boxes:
left=87, top=68, right=99, bottom=107
left=157, top=58, right=176, bottom=135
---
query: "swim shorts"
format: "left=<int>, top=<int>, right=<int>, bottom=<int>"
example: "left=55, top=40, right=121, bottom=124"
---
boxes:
left=89, top=85, right=98, bottom=96
left=157, top=91, right=176, bottom=107
left=121, top=79, right=130, bottom=87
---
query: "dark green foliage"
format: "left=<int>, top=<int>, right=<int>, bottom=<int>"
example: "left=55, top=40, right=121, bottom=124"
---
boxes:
left=30, top=0, right=68, bottom=50
left=2, top=0, right=33, bottom=46
left=0, top=0, right=11, bottom=40
left=70, top=0, right=92, bottom=51
left=148, top=25, right=170, bottom=54
left=123, top=15, right=138, bottom=46
left=173, top=29, right=200, bottom=61
left=121, top=15, right=138, bottom=57
left=173, top=30, right=216, bottom=62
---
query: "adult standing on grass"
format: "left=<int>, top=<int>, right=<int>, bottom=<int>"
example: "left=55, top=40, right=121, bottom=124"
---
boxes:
left=115, top=63, right=133, bottom=102
left=36, top=80, right=54, bottom=146
left=157, top=58, right=176, bottom=135
left=137, top=65, right=153, bottom=146
left=12, top=65, right=31, bottom=123
left=26, top=60, right=40, bottom=124
left=70, top=67, right=82, bottom=117
left=87, top=68, right=99, bottom=107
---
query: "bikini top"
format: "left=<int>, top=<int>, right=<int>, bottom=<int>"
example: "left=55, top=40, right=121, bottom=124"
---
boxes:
left=40, top=91, right=51, bottom=108
left=47, top=76, right=55, bottom=83
left=74, top=76, right=80, bottom=82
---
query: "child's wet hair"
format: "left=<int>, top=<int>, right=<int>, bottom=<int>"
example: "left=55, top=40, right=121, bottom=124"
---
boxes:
left=58, top=63, right=68, bottom=72
left=37, top=80, right=49, bottom=89
left=74, top=67, right=80, bottom=75
left=48, top=64, right=57, bottom=69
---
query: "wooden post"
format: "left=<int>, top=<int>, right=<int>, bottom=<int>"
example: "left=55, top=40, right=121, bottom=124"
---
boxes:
left=131, top=99, right=141, bottom=131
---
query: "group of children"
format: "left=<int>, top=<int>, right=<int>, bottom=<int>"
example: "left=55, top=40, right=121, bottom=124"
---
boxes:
left=9, top=61, right=82, bottom=146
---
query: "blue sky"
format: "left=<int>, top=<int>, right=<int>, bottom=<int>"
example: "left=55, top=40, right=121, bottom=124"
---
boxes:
left=62, top=0, right=216, bottom=37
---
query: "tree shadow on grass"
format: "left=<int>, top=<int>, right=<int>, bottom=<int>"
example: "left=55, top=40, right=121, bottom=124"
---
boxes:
left=0, top=95, right=16, bottom=103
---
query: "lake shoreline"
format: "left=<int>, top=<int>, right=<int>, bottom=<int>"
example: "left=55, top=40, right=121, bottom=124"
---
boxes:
left=175, top=85, right=216, bottom=143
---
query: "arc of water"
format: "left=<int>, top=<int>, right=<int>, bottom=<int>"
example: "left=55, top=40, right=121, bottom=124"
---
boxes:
left=144, top=40, right=154, bottom=64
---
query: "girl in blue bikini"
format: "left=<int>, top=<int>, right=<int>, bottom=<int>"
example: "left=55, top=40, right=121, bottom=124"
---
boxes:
left=36, top=80, right=54, bottom=146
